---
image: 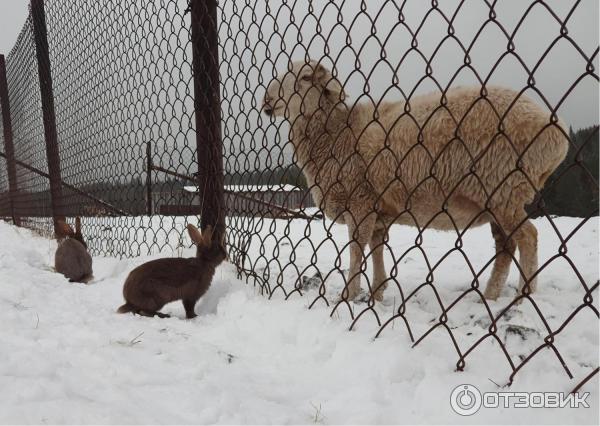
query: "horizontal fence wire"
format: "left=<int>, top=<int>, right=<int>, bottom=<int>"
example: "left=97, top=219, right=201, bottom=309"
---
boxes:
left=0, top=0, right=597, bottom=393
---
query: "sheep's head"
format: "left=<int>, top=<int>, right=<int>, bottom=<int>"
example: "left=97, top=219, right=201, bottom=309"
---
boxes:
left=262, top=59, right=346, bottom=119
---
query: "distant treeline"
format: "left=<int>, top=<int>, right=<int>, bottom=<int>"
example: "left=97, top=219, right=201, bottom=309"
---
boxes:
left=225, top=165, right=308, bottom=188
left=538, top=125, right=599, bottom=218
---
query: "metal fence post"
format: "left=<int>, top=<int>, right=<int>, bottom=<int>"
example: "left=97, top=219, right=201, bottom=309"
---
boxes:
left=190, top=0, right=225, bottom=242
left=0, top=55, right=21, bottom=226
left=146, top=140, right=153, bottom=216
left=31, top=0, right=64, bottom=235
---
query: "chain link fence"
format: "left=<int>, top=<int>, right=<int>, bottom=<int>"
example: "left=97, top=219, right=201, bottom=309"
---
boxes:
left=0, top=95, right=8, bottom=219
left=0, top=0, right=597, bottom=393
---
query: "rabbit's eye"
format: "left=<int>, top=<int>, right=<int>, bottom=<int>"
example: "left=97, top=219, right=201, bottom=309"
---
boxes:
left=301, top=74, right=312, bottom=82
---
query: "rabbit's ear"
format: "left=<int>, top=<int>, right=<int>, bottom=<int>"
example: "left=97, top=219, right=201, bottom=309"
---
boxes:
left=75, top=217, right=82, bottom=233
left=57, top=220, right=74, bottom=237
left=187, top=224, right=204, bottom=245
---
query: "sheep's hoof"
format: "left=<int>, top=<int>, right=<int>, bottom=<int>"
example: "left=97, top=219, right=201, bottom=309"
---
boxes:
left=341, top=286, right=361, bottom=302
left=353, top=290, right=370, bottom=304
left=517, top=280, right=537, bottom=299
left=372, top=286, right=387, bottom=302
left=336, top=287, right=365, bottom=304
left=512, top=291, right=534, bottom=305
left=512, top=297, right=525, bottom=306
left=482, top=287, right=501, bottom=301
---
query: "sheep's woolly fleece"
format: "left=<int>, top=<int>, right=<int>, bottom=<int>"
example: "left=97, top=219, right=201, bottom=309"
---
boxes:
left=0, top=218, right=597, bottom=424
left=265, top=61, right=569, bottom=304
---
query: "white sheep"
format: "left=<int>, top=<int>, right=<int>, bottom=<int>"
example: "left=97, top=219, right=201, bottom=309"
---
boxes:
left=262, top=59, right=569, bottom=302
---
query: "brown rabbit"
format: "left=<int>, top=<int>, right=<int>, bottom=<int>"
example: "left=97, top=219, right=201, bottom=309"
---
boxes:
left=55, top=217, right=93, bottom=283
left=117, top=224, right=227, bottom=319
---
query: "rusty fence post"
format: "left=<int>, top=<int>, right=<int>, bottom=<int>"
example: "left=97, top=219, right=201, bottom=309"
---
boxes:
left=31, top=0, right=64, bottom=235
left=0, top=54, right=21, bottom=226
left=190, top=0, right=225, bottom=242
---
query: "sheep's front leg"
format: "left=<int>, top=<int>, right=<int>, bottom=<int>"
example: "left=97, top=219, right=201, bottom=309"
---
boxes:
left=343, top=212, right=376, bottom=302
left=484, top=222, right=516, bottom=300
left=515, top=219, right=538, bottom=297
left=369, top=222, right=388, bottom=302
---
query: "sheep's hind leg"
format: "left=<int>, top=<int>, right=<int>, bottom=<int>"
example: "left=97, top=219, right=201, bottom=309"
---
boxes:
left=343, top=212, right=376, bottom=302
left=369, top=222, right=388, bottom=302
left=483, top=222, right=516, bottom=300
left=514, top=219, right=538, bottom=298
left=485, top=212, right=539, bottom=301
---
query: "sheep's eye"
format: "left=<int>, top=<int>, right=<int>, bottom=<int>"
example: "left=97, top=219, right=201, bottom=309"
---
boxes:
left=301, top=74, right=312, bottom=82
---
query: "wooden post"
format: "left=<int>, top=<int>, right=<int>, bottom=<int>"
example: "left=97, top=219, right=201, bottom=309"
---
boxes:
left=190, top=0, right=225, bottom=242
left=31, top=0, right=64, bottom=235
left=0, top=54, right=21, bottom=226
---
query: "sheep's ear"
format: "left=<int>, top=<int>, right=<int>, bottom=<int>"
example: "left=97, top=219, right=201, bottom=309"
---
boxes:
left=312, top=62, right=327, bottom=80
left=324, top=76, right=346, bottom=102
left=75, top=217, right=82, bottom=233
left=187, top=224, right=204, bottom=246
left=298, top=61, right=326, bottom=83
left=312, top=63, right=346, bottom=102
left=57, top=220, right=74, bottom=237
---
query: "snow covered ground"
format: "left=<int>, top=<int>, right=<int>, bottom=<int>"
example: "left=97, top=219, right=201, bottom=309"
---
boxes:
left=0, top=217, right=597, bottom=424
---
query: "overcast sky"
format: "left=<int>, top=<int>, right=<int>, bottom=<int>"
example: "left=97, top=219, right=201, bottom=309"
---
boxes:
left=0, top=2, right=29, bottom=55
left=0, top=1, right=598, bottom=177
left=2, top=1, right=597, bottom=125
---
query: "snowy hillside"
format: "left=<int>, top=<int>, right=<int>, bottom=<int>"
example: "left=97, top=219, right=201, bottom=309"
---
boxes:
left=0, top=218, right=597, bottom=424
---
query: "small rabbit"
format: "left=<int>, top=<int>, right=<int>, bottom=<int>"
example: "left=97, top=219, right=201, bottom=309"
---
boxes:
left=117, top=224, right=227, bottom=319
left=55, top=217, right=93, bottom=283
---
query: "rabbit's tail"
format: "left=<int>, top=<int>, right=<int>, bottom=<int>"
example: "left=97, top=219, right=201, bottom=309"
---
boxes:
left=117, top=302, right=135, bottom=314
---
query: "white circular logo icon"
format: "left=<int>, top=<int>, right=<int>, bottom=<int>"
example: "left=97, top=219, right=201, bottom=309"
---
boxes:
left=450, top=384, right=482, bottom=416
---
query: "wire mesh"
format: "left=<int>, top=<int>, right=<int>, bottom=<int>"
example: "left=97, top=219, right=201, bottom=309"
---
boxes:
left=0, top=99, right=9, bottom=219
left=218, top=0, right=599, bottom=391
left=42, top=0, right=203, bottom=256
left=0, top=0, right=597, bottom=393
left=5, top=13, right=53, bottom=234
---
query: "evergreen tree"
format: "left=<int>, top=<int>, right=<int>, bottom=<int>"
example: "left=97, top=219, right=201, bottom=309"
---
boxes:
left=538, top=125, right=599, bottom=218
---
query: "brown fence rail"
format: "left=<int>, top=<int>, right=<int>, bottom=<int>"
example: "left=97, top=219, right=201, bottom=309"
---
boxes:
left=0, top=0, right=597, bottom=394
